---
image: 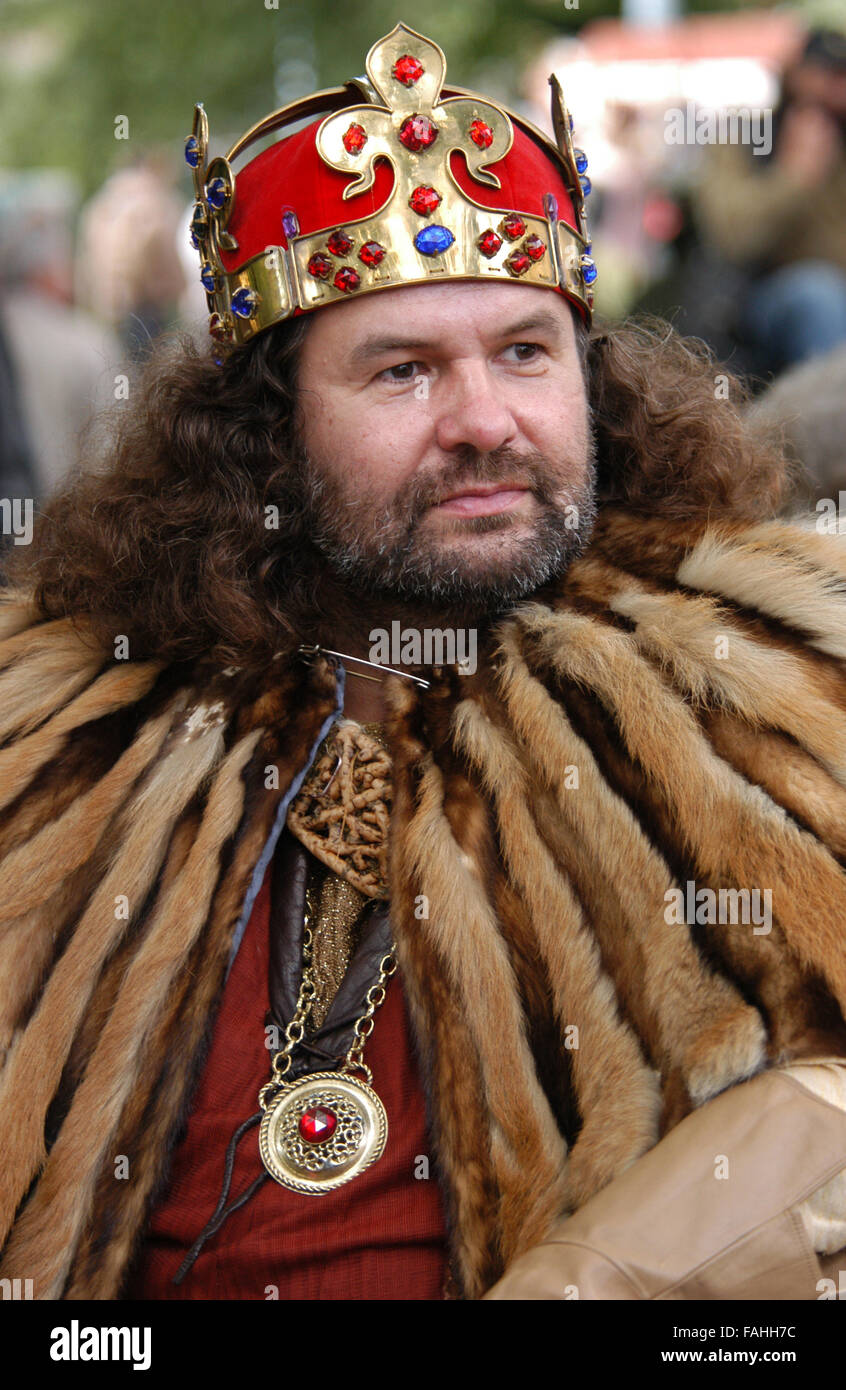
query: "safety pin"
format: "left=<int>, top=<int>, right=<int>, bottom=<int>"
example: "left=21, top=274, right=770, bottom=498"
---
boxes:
left=297, top=643, right=430, bottom=689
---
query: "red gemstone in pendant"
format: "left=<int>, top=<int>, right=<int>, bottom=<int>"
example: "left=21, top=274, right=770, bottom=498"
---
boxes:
left=469, top=118, right=494, bottom=149
left=500, top=213, right=526, bottom=241
left=307, top=252, right=333, bottom=280
left=524, top=234, right=547, bottom=262
left=359, top=240, right=386, bottom=267
left=398, top=114, right=438, bottom=152
left=343, top=123, right=367, bottom=155
left=477, top=229, right=502, bottom=258
left=334, top=266, right=361, bottom=293
left=299, top=1105, right=337, bottom=1144
left=409, top=185, right=441, bottom=216
left=327, top=230, right=353, bottom=257
left=393, top=54, right=424, bottom=86
left=505, top=250, right=531, bottom=277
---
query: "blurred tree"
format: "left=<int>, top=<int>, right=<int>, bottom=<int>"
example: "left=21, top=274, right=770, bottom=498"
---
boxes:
left=0, top=0, right=778, bottom=199
left=0, top=0, right=621, bottom=197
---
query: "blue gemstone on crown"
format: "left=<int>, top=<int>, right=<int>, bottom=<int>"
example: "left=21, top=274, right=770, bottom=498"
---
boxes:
left=205, top=177, right=227, bottom=210
left=414, top=225, right=454, bottom=256
left=184, top=136, right=201, bottom=168
left=190, top=203, right=208, bottom=249
left=282, top=208, right=299, bottom=239
left=580, top=255, right=597, bottom=285
left=579, top=175, right=592, bottom=198
left=574, top=149, right=588, bottom=175
left=231, top=287, right=259, bottom=318
left=200, top=263, right=216, bottom=293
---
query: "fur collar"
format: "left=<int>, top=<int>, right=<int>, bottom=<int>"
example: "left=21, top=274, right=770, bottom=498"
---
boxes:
left=1, top=506, right=846, bottom=1298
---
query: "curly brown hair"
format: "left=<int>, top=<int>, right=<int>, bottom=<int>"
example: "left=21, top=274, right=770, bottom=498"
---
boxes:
left=1, top=311, right=791, bottom=672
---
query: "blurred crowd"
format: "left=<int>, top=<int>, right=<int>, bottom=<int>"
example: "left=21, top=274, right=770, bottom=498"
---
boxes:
left=2, top=13, right=846, bottom=534
left=639, top=25, right=846, bottom=377
left=0, top=154, right=191, bottom=515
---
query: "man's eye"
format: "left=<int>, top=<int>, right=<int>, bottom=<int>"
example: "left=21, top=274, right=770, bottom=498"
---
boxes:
left=379, top=361, right=421, bottom=383
left=507, top=342, right=543, bottom=361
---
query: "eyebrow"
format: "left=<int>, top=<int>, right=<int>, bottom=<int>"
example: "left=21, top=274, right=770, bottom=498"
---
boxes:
left=346, top=309, right=566, bottom=370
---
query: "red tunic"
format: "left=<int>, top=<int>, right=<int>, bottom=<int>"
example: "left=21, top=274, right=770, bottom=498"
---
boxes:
left=126, top=867, right=449, bottom=1300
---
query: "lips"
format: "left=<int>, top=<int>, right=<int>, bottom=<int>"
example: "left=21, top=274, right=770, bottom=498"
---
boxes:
left=434, top=482, right=531, bottom=518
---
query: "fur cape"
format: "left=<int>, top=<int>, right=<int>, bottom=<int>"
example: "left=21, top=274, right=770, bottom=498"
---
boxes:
left=1, top=505, right=846, bottom=1301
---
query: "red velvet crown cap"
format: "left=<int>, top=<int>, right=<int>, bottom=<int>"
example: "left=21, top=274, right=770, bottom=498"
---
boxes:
left=220, top=113, right=585, bottom=319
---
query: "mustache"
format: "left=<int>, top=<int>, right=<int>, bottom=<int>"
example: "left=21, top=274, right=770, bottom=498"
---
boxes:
left=397, top=447, right=569, bottom=520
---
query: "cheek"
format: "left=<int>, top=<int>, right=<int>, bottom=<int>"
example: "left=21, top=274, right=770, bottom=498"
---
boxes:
left=541, top=386, right=590, bottom=462
left=322, top=403, right=427, bottom=497
left=302, top=394, right=344, bottom=458
left=301, top=398, right=375, bottom=490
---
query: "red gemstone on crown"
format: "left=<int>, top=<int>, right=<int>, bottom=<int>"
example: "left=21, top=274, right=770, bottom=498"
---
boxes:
left=208, top=313, right=232, bottom=342
left=505, top=250, right=531, bottom=277
left=343, top=123, right=367, bottom=154
left=327, top=230, right=353, bottom=256
left=524, top=234, right=547, bottom=262
left=359, top=240, right=386, bottom=267
left=299, top=1105, right=337, bottom=1144
left=477, top=230, right=502, bottom=258
left=398, top=115, right=438, bottom=152
left=409, top=185, right=441, bottom=216
left=500, top=214, right=526, bottom=241
left=393, top=54, right=424, bottom=86
left=307, top=253, right=333, bottom=280
left=334, top=267, right=361, bottom=293
left=469, top=118, right=494, bottom=149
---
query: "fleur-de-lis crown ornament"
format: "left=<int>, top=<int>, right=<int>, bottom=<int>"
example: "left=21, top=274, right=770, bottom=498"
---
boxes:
left=185, top=22, right=596, bottom=350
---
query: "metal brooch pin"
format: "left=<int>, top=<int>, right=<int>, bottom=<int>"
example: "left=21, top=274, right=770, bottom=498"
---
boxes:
left=297, top=643, right=431, bottom=690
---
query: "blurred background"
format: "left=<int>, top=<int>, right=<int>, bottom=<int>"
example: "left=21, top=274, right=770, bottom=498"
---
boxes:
left=1, top=0, right=845, bottom=520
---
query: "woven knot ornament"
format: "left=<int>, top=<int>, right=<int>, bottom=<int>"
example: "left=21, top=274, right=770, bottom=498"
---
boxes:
left=286, top=720, right=391, bottom=899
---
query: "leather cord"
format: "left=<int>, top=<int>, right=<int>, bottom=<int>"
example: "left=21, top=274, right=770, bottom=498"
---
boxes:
left=171, top=1112, right=267, bottom=1285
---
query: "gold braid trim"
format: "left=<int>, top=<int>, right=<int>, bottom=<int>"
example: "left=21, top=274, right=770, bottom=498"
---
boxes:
left=303, top=865, right=369, bottom=1029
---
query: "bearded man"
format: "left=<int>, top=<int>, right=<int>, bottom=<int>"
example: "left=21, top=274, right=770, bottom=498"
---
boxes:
left=1, top=23, right=846, bottom=1305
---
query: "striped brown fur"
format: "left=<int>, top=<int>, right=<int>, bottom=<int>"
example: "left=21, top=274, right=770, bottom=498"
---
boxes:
left=1, top=506, right=846, bottom=1298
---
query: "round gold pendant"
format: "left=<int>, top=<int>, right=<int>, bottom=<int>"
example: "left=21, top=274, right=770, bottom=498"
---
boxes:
left=259, top=1071, right=388, bottom=1194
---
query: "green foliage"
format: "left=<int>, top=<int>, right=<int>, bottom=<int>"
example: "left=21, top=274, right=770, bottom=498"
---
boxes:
left=0, top=0, right=776, bottom=198
left=0, top=0, right=619, bottom=196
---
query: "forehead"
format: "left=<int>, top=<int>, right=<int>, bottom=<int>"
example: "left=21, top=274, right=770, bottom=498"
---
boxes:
left=301, top=280, right=578, bottom=358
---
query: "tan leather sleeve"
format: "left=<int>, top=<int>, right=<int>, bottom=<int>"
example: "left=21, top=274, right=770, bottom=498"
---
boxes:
left=483, top=1067, right=846, bottom=1301
left=785, top=1058, right=846, bottom=1255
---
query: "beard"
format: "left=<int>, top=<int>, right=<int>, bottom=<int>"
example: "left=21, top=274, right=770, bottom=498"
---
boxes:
left=286, top=430, right=598, bottom=614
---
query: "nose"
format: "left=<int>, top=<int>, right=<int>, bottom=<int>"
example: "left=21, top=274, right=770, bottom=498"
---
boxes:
left=433, top=360, right=519, bottom=456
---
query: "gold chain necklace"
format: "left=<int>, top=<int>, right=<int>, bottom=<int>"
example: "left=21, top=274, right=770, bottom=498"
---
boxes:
left=258, top=900, right=397, bottom=1195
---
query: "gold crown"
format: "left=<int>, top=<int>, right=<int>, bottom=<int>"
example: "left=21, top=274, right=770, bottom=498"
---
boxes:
left=185, top=23, right=595, bottom=348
